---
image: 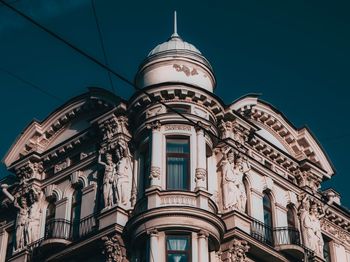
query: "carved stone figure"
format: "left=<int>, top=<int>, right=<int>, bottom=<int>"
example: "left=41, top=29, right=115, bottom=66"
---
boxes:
left=102, top=235, right=123, bottom=262
left=14, top=195, right=29, bottom=250
left=115, top=141, right=132, bottom=206
left=299, top=196, right=324, bottom=258
left=222, top=151, right=248, bottom=212
left=27, top=187, right=43, bottom=243
left=219, top=120, right=233, bottom=139
left=98, top=153, right=117, bottom=209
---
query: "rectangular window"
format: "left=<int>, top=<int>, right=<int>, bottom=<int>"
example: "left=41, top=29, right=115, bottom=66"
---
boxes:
left=166, top=235, right=191, bottom=262
left=166, top=137, right=190, bottom=190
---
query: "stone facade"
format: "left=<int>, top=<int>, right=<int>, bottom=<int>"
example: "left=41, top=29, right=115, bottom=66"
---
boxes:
left=0, top=24, right=349, bottom=262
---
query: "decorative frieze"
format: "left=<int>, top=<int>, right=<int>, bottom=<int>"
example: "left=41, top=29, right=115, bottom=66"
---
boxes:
left=164, top=124, right=191, bottom=131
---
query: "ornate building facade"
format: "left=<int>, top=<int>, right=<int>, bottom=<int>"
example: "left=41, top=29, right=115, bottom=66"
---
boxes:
left=1, top=22, right=350, bottom=262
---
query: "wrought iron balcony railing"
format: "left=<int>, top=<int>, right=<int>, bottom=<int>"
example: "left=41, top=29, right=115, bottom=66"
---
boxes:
left=251, top=218, right=274, bottom=246
left=44, top=218, right=73, bottom=240
left=273, top=227, right=301, bottom=246
left=250, top=219, right=303, bottom=248
left=44, top=214, right=98, bottom=242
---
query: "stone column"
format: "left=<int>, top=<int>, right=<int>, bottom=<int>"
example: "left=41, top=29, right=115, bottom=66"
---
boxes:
left=148, top=228, right=159, bottom=262
left=195, top=128, right=207, bottom=190
left=149, top=122, right=162, bottom=189
left=0, top=230, right=9, bottom=262
left=198, top=230, right=209, bottom=262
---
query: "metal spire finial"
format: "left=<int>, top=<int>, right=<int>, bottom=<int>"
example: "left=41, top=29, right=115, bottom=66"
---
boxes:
left=171, top=10, right=179, bottom=38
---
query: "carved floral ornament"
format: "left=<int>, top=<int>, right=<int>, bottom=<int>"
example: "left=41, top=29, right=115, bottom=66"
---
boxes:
left=223, top=238, right=250, bottom=262
left=295, top=170, right=321, bottom=192
left=100, top=115, right=131, bottom=141
left=102, top=235, right=123, bottom=262
left=219, top=120, right=246, bottom=145
left=16, top=160, right=44, bottom=180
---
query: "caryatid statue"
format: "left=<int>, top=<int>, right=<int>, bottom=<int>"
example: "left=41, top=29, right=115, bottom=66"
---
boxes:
left=115, top=141, right=132, bottom=206
left=1, top=184, right=30, bottom=250
left=98, top=152, right=117, bottom=209
left=221, top=150, right=249, bottom=212
left=299, top=196, right=325, bottom=258
left=27, top=187, right=43, bottom=244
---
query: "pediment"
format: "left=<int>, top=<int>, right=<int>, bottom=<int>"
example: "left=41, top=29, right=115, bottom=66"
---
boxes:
left=3, top=88, right=124, bottom=168
left=228, top=95, right=334, bottom=178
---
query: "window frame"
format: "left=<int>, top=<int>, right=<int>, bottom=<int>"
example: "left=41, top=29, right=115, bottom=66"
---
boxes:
left=166, top=234, right=192, bottom=262
left=166, top=136, right=191, bottom=191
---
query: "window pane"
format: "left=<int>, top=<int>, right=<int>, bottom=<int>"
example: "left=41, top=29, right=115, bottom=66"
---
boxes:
left=167, top=139, right=189, bottom=153
left=167, top=237, right=188, bottom=251
left=167, top=157, right=188, bottom=189
left=167, top=254, right=188, bottom=262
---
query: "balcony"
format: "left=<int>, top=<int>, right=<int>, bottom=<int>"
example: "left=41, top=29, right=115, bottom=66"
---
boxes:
left=251, top=219, right=305, bottom=260
left=39, top=214, right=98, bottom=252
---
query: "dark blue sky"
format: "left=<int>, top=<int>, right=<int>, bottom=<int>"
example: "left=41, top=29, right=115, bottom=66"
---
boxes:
left=0, top=0, right=349, bottom=206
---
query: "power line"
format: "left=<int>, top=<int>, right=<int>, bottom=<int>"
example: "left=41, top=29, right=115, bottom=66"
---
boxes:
left=90, top=0, right=115, bottom=94
left=0, top=0, right=337, bottom=227
left=0, top=66, right=63, bottom=102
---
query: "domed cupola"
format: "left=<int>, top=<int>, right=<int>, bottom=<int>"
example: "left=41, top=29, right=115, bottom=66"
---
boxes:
left=135, top=12, right=216, bottom=92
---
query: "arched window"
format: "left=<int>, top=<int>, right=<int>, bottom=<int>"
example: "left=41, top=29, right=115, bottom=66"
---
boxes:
left=263, top=193, right=273, bottom=245
left=243, top=178, right=250, bottom=215
left=263, top=193, right=273, bottom=228
left=71, top=187, right=82, bottom=239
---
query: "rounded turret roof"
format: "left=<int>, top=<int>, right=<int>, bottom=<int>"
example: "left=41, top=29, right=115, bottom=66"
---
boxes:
left=148, top=34, right=202, bottom=57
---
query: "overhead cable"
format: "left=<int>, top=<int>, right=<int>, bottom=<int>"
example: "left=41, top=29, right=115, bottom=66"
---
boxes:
left=0, top=0, right=335, bottom=210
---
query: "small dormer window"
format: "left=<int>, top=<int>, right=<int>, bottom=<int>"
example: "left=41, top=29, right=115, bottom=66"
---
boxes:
left=166, top=137, right=190, bottom=190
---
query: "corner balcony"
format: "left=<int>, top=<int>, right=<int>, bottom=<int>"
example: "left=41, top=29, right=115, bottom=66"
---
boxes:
left=251, top=219, right=305, bottom=260
left=39, top=214, right=98, bottom=252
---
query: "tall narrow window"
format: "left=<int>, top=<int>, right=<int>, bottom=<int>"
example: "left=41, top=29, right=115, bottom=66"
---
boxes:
left=323, top=236, right=331, bottom=262
left=263, top=193, right=273, bottom=245
left=71, top=187, right=82, bottom=239
left=166, top=137, right=190, bottom=190
left=287, top=206, right=295, bottom=228
left=287, top=206, right=299, bottom=245
left=46, top=201, right=56, bottom=222
left=139, top=142, right=150, bottom=196
left=166, top=235, right=191, bottom=262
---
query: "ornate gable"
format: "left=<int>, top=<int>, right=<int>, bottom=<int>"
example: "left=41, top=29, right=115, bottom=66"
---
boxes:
left=3, top=88, right=125, bottom=169
left=228, top=95, right=334, bottom=179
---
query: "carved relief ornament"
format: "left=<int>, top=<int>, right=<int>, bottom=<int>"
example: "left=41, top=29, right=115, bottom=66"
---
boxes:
left=226, top=238, right=250, bottom=262
left=102, top=235, right=123, bottom=262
